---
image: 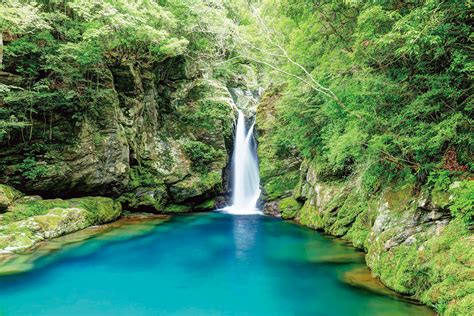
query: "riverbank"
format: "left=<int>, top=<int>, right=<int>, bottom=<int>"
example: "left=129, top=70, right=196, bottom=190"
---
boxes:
left=0, top=213, right=169, bottom=275
left=255, top=83, right=473, bottom=316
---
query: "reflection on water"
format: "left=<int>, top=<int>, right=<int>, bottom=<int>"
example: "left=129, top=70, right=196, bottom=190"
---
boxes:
left=0, top=213, right=434, bottom=316
left=232, top=215, right=260, bottom=260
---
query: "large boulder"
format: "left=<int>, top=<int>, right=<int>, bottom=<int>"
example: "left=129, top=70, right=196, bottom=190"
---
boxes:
left=0, top=196, right=121, bottom=254
left=0, top=184, right=23, bottom=211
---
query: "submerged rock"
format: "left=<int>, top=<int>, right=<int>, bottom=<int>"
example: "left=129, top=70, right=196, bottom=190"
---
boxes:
left=0, top=213, right=169, bottom=275
left=342, top=266, right=400, bottom=297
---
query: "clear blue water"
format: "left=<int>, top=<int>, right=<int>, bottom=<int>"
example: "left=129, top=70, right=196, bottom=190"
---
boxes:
left=0, top=213, right=433, bottom=316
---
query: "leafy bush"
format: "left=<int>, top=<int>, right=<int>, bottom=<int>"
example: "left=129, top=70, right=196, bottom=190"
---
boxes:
left=449, top=181, right=474, bottom=224
left=17, top=157, right=49, bottom=180
left=183, top=140, right=224, bottom=171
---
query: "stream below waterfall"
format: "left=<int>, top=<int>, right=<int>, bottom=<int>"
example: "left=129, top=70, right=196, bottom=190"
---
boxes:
left=0, top=213, right=433, bottom=316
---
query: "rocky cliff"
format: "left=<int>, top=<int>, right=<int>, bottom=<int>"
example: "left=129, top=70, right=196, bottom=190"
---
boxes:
left=1, top=58, right=236, bottom=212
left=256, top=89, right=473, bottom=316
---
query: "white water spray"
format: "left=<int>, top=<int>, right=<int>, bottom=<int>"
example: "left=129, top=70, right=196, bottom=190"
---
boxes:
left=222, top=110, right=261, bottom=215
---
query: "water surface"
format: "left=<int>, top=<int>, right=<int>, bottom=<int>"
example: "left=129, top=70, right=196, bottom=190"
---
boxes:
left=0, top=213, right=433, bottom=316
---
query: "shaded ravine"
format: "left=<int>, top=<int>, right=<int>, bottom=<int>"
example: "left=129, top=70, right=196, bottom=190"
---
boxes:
left=0, top=213, right=434, bottom=316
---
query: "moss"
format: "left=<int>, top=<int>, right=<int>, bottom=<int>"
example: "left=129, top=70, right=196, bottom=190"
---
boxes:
left=278, top=197, right=301, bottom=219
left=170, top=171, right=221, bottom=203
left=445, top=294, right=474, bottom=316
left=292, top=161, right=471, bottom=314
left=381, top=181, right=416, bottom=213
left=69, top=197, right=121, bottom=224
left=3, top=197, right=121, bottom=225
left=298, top=201, right=324, bottom=230
left=344, top=200, right=378, bottom=250
left=194, top=199, right=216, bottom=211
left=4, top=198, right=70, bottom=223
left=263, top=171, right=300, bottom=201
left=164, top=204, right=190, bottom=213
left=118, top=185, right=167, bottom=212
left=366, top=218, right=473, bottom=315
left=183, top=140, right=225, bottom=172
left=329, top=193, right=367, bottom=237
left=128, top=167, right=164, bottom=189
left=448, top=180, right=474, bottom=223
left=0, top=184, right=23, bottom=210
left=0, top=214, right=170, bottom=274
left=256, top=88, right=301, bottom=202
left=0, top=197, right=121, bottom=254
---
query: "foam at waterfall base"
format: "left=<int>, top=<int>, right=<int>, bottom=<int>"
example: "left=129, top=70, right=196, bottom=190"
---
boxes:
left=218, top=206, right=263, bottom=215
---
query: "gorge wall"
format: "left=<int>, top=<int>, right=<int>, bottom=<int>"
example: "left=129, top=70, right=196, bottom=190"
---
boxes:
left=1, top=58, right=236, bottom=212
left=256, top=89, right=473, bottom=316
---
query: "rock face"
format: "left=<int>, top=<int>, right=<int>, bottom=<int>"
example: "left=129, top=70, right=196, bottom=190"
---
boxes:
left=255, top=85, right=301, bottom=205
left=256, top=89, right=473, bottom=315
left=0, top=186, right=121, bottom=254
left=263, top=158, right=472, bottom=315
left=0, top=58, right=235, bottom=212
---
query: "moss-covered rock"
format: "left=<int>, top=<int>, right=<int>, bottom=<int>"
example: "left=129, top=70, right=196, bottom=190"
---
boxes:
left=0, top=196, right=121, bottom=254
left=0, top=184, right=23, bottom=211
left=0, top=61, right=235, bottom=210
left=278, top=197, right=302, bottom=219
left=118, top=185, right=168, bottom=212
left=194, top=199, right=216, bottom=211
left=163, top=204, right=190, bottom=213
left=256, top=86, right=301, bottom=203
left=0, top=213, right=170, bottom=275
left=286, top=159, right=473, bottom=315
left=169, top=171, right=222, bottom=203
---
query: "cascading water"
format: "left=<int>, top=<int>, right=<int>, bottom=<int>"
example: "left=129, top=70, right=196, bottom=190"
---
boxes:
left=222, top=110, right=262, bottom=215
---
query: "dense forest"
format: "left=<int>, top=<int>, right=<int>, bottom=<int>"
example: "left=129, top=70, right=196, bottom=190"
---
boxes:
left=0, top=0, right=472, bottom=315
left=240, top=0, right=472, bottom=219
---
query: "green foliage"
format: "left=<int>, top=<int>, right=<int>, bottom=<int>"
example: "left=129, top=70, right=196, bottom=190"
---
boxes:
left=128, top=167, right=163, bottom=189
left=263, top=172, right=299, bottom=201
left=183, top=140, right=224, bottom=171
left=428, top=170, right=454, bottom=192
left=244, top=0, right=471, bottom=192
left=16, top=157, right=49, bottom=180
left=1, top=0, right=238, bottom=159
left=278, top=197, right=301, bottom=219
left=449, top=181, right=474, bottom=224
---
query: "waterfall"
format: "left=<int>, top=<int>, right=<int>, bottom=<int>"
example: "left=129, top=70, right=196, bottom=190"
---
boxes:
left=222, top=110, right=262, bottom=215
